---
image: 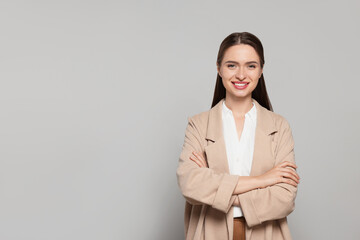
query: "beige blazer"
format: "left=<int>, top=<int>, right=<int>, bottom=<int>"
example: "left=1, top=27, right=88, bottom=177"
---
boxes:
left=176, top=98, right=297, bottom=240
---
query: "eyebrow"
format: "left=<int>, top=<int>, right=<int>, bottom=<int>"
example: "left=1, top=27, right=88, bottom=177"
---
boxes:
left=224, top=60, right=259, bottom=65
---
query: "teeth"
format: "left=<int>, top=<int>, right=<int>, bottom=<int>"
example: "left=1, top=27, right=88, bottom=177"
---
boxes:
left=234, top=83, right=247, bottom=86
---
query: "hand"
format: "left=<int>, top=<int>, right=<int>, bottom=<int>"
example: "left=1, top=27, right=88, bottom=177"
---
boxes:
left=257, top=161, right=300, bottom=188
left=189, top=151, right=208, bottom=168
left=233, top=196, right=240, bottom=206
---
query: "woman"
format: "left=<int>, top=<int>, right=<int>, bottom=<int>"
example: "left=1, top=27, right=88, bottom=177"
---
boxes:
left=176, top=32, right=300, bottom=240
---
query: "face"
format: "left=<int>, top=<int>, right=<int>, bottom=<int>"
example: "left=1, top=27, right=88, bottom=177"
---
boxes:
left=217, top=44, right=263, bottom=100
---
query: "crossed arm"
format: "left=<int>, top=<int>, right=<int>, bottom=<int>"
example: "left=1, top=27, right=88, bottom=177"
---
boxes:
left=176, top=117, right=300, bottom=227
left=189, top=151, right=300, bottom=207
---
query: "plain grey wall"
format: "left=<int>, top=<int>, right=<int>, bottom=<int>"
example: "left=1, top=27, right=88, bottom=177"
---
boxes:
left=0, top=0, right=359, bottom=239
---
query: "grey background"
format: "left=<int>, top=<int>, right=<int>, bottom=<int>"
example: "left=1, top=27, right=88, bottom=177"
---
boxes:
left=0, top=0, right=359, bottom=239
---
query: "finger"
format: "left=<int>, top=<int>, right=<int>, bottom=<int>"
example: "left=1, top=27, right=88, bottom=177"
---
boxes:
left=189, top=155, right=200, bottom=167
left=281, top=161, right=297, bottom=169
left=193, top=152, right=205, bottom=161
left=281, top=168, right=300, bottom=181
left=285, top=178, right=298, bottom=187
left=193, top=152, right=207, bottom=167
left=281, top=171, right=300, bottom=184
left=280, top=168, right=299, bottom=182
left=189, top=156, right=204, bottom=168
left=281, top=177, right=298, bottom=187
left=191, top=155, right=207, bottom=168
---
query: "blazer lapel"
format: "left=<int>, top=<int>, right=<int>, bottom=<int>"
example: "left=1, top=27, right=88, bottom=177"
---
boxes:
left=204, top=98, right=230, bottom=173
left=250, top=99, right=278, bottom=176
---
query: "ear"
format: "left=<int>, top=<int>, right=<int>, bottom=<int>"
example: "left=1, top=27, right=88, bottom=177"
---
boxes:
left=216, top=63, right=222, bottom=77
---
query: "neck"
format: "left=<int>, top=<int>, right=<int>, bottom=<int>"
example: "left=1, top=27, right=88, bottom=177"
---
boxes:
left=224, top=95, right=253, bottom=117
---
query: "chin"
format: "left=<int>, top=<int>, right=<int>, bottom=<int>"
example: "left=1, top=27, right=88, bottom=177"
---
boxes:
left=228, top=92, right=251, bottom=99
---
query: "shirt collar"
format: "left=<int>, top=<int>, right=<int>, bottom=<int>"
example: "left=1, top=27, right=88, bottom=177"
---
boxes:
left=222, top=100, right=257, bottom=120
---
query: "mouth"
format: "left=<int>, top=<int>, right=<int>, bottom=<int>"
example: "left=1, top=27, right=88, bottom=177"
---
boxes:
left=231, top=81, right=249, bottom=90
left=232, top=81, right=249, bottom=86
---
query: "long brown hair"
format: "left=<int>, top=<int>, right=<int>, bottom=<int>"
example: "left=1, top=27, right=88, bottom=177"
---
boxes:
left=211, top=32, right=273, bottom=111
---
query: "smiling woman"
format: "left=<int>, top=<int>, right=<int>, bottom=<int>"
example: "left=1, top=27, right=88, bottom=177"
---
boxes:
left=176, top=32, right=299, bottom=240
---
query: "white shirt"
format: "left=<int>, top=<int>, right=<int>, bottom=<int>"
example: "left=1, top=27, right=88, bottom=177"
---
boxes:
left=222, top=100, right=257, bottom=218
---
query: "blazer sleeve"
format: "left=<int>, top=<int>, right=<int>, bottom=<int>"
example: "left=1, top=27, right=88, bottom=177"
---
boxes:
left=176, top=116, right=239, bottom=213
left=238, top=118, right=298, bottom=227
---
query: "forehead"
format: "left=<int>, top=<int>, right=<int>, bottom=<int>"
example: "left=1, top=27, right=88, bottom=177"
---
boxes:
left=222, top=44, right=260, bottom=63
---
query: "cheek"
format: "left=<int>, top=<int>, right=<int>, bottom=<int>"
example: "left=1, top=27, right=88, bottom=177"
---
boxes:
left=250, top=70, right=262, bottom=79
left=252, top=79, right=259, bottom=88
left=221, top=78, right=233, bottom=91
left=249, top=78, right=260, bottom=91
left=220, top=70, right=234, bottom=80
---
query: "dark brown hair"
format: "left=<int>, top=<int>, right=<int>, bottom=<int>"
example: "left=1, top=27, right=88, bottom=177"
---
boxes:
left=211, top=32, right=273, bottom=111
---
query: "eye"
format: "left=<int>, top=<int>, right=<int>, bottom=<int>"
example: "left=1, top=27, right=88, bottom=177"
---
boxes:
left=249, top=65, right=256, bottom=69
left=227, top=64, right=236, bottom=69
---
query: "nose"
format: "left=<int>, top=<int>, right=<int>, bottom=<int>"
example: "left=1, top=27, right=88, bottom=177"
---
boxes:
left=235, top=67, right=246, bottom=80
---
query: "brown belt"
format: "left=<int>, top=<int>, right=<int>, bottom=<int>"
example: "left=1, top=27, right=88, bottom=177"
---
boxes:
left=233, top=217, right=246, bottom=240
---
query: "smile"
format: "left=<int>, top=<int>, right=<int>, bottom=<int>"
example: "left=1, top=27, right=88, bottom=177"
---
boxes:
left=232, top=82, right=249, bottom=90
